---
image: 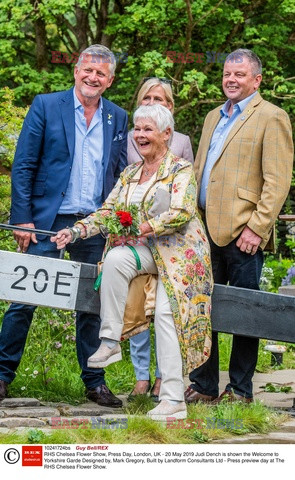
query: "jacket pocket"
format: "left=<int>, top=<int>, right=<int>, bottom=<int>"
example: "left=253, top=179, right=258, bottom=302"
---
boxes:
left=148, top=188, right=171, bottom=217
left=237, top=187, right=259, bottom=205
left=32, top=173, right=47, bottom=196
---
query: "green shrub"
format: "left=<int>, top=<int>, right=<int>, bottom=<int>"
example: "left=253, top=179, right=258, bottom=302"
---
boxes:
left=0, top=88, right=27, bottom=169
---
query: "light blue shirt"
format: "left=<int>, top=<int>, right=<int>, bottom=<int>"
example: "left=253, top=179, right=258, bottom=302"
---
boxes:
left=199, top=92, right=257, bottom=209
left=58, top=89, right=104, bottom=214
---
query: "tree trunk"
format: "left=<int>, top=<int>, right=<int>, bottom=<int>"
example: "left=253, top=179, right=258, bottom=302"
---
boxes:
left=31, top=1, right=48, bottom=71
left=75, top=6, right=89, bottom=52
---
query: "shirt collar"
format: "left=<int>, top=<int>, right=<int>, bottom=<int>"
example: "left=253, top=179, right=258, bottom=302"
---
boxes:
left=220, top=91, right=257, bottom=118
left=73, top=88, right=103, bottom=114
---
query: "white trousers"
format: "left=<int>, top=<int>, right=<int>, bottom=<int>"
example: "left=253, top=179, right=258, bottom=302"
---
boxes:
left=100, top=246, right=184, bottom=401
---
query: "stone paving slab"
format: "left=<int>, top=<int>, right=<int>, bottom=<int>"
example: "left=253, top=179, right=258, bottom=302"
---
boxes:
left=0, top=398, right=41, bottom=408
left=47, top=415, right=127, bottom=427
left=0, top=417, right=47, bottom=428
left=218, top=370, right=295, bottom=409
left=1, top=407, right=60, bottom=418
left=0, top=370, right=294, bottom=441
left=58, top=403, right=124, bottom=417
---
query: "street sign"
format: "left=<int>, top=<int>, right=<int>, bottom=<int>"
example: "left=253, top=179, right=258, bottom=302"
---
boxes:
left=0, top=250, right=81, bottom=310
left=0, top=250, right=294, bottom=345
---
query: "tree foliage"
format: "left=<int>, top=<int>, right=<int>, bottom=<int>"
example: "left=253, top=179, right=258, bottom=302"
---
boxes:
left=0, top=0, right=294, bottom=156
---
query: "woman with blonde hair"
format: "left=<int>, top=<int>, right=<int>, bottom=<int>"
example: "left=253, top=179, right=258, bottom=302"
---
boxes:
left=128, top=77, right=194, bottom=165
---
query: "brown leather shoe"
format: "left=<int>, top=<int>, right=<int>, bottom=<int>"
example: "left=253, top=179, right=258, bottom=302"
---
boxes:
left=184, top=386, right=217, bottom=404
left=212, top=390, right=253, bottom=405
left=86, top=384, right=122, bottom=408
left=0, top=380, right=8, bottom=401
left=127, top=380, right=151, bottom=402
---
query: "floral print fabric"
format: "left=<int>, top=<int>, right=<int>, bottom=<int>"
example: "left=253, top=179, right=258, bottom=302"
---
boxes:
left=78, top=150, right=213, bottom=373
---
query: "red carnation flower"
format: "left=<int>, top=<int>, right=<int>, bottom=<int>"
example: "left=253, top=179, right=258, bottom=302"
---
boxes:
left=116, top=210, right=133, bottom=227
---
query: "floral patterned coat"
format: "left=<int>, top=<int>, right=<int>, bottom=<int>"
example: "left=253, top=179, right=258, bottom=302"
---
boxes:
left=79, top=150, right=213, bottom=373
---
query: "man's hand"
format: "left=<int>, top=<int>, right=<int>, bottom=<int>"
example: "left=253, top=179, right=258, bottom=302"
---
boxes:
left=236, top=226, right=262, bottom=255
left=13, top=223, right=38, bottom=253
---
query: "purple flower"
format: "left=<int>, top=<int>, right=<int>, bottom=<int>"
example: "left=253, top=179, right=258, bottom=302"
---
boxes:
left=281, top=265, right=295, bottom=286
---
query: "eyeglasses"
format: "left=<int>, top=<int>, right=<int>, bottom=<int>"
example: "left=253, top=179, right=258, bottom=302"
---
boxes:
left=143, top=77, right=172, bottom=85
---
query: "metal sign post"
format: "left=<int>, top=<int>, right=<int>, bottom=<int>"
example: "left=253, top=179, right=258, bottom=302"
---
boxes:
left=0, top=223, right=65, bottom=258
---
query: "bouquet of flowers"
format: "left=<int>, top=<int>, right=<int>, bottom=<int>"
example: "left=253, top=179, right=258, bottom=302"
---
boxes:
left=94, top=204, right=141, bottom=291
left=99, top=203, right=141, bottom=239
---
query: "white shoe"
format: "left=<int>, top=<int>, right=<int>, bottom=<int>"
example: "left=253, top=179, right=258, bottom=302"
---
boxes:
left=87, top=343, right=122, bottom=368
left=147, top=400, right=187, bottom=421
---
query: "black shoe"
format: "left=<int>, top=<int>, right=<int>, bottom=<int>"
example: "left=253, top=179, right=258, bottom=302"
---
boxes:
left=86, top=384, right=122, bottom=408
left=150, top=379, right=161, bottom=403
left=0, top=380, right=8, bottom=401
left=150, top=392, right=159, bottom=403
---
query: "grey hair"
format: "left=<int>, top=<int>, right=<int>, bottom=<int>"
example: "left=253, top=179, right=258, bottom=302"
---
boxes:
left=76, top=44, right=116, bottom=76
left=225, top=48, right=262, bottom=76
left=133, top=104, right=174, bottom=137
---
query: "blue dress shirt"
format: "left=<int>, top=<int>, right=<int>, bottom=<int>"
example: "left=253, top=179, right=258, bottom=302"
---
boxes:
left=58, top=89, right=104, bottom=214
left=199, top=92, right=257, bottom=209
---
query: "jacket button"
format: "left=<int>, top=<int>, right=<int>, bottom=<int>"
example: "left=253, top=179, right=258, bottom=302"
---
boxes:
left=61, top=192, right=65, bottom=196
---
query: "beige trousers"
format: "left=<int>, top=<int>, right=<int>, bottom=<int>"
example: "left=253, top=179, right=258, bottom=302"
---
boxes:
left=100, top=245, right=184, bottom=401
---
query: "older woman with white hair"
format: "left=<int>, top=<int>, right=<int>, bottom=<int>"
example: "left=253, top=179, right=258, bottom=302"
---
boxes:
left=128, top=77, right=194, bottom=402
left=51, top=104, right=213, bottom=420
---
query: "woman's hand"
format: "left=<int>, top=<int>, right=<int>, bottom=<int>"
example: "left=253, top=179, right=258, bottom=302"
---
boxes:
left=50, top=229, right=73, bottom=249
left=139, top=221, right=154, bottom=237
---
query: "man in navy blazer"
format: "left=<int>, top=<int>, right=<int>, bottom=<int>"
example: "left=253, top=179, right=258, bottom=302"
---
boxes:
left=0, top=45, right=128, bottom=406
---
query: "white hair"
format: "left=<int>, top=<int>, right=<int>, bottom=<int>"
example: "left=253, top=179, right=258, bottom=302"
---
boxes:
left=76, top=44, right=116, bottom=76
left=133, top=104, right=174, bottom=136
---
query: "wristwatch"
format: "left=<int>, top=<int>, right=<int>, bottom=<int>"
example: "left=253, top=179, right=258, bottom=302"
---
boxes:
left=99, top=225, right=109, bottom=239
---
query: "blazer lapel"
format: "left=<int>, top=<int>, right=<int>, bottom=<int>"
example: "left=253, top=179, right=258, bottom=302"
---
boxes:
left=198, top=108, right=221, bottom=179
left=59, top=88, right=75, bottom=160
left=102, top=99, right=112, bottom=174
left=217, top=92, right=263, bottom=158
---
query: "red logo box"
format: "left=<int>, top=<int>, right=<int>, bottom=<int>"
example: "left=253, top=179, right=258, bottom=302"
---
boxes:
left=22, top=446, right=43, bottom=466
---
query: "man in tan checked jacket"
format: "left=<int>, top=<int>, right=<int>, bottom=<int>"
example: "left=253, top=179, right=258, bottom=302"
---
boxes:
left=185, top=48, right=294, bottom=404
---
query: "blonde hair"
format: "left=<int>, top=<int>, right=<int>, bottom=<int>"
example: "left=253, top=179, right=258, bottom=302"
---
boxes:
left=136, top=78, right=174, bottom=113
